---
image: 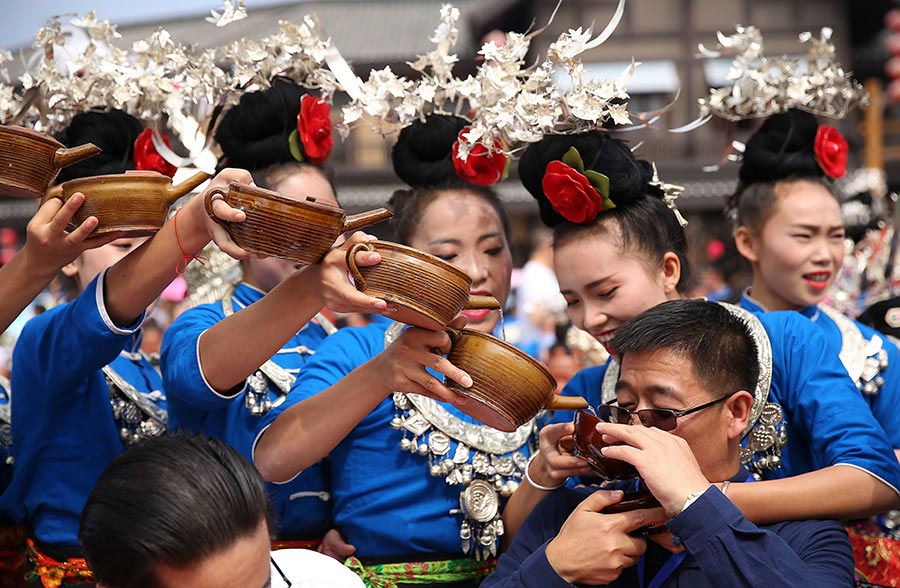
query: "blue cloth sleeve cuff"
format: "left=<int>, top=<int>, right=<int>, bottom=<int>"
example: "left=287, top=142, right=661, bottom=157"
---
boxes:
left=667, top=486, right=742, bottom=550
left=516, top=542, right=577, bottom=588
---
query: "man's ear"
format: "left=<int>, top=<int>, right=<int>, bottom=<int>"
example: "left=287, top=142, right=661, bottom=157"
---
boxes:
left=725, top=390, right=754, bottom=440
left=733, top=226, right=758, bottom=264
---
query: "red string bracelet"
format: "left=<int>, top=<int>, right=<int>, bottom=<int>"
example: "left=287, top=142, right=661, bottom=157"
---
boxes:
left=173, top=207, right=206, bottom=275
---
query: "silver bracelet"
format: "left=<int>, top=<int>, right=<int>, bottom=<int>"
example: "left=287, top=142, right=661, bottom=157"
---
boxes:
left=720, top=480, right=731, bottom=496
left=524, top=453, right=567, bottom=492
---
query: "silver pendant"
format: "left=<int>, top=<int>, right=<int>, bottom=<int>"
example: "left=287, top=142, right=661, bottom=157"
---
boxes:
left=453, top=443, right=471, bottom=464
left=429, top=431, right=451, bottom=456
left=460, top=479, right=500, bottom=523
left=403, top=411, right=432, bottom=437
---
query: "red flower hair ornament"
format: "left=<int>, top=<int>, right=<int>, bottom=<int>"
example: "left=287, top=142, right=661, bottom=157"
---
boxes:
left=133, top=129, right=177, bottom=178
left=813, top=125, right=848, bottom=180
left=452, top=130, right=509, bottom=186
left=542, top=147, right=615, bottom=224
left=289, top=95, right=333, bottom=164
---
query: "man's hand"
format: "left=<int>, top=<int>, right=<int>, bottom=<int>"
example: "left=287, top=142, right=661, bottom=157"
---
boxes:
left=596, top=422, right=712, bottom=517
left=527, top=423, right=595, bottom=489
left=545, top=489, right=667, bottom=585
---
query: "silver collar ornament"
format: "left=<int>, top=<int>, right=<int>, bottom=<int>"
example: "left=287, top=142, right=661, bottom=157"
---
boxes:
left=817, top=305, right=888, bottom=397
left=104, top=362, right=167, bottom=447
left=385, top=322, right=537, bottom=560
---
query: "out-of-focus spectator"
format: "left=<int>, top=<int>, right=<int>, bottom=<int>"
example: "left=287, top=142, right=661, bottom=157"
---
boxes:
left=515, top=228, right=567, bottom=358
left=689, top=239, right=748, bottom=303
left=886, top=9, right=900, bottom=103
left=545, top=342, right=579, bottom=392
left=79, top=433, right=364, bottom=588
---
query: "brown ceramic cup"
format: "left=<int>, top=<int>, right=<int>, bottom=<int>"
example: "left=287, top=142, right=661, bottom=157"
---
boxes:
left=0, top=125, right=101, bottom=198
left=204, top=182, right=392, bottom=265
left=572, top=409, right=640, bottom=480
left=346, top=240, right=501, bottom=330
left=444, top=328, right=588, bottom=432
left=43, top=170, right=211, bottom=237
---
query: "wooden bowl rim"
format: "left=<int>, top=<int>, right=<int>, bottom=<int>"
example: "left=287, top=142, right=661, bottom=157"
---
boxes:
left=0, top=124, right=62, bottom=148
left=454, top=329, right=557, bottom=390
left=221, top=181, right=345, bottom=218
left=57, top=171, right=173, bottom=192
left=367, top=240, right=473, bottom=284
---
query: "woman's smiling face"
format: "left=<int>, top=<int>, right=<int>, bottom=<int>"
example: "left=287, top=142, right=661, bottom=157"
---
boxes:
left=554, top=227, right=677, bottom=353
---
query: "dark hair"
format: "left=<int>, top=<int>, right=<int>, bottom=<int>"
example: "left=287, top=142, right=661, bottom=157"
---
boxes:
left=79, top=433, right=274, bottom=588
left=611, top=299, right=759, bottom=396
left=53, top=109, right=145, bottom=298
left=729, top=109, right=836, bottom=232
left=518, top=131, right=692, bottom=290
left=215, top=79, right=336, bottom=195
left=55, top=109, right=144, bottom=183
left=388, top=114, right=510, bottom=244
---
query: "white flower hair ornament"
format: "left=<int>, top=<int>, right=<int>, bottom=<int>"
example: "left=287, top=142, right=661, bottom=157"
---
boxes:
left=328, top=0, right=648, bottom=186
left=2, top=5, right=337, bottom=170
left=674, top=25, right=868, bottom=132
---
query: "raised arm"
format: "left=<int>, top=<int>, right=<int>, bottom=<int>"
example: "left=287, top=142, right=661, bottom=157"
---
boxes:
left=254, top=319, right=472, bottom=483
left=0, top=194, right=120, bottom=334
left=725, top=465, right=897, bottom=523
left=194, top=232, right=387, bottom=393
left=101, top=168, right=252, bottom=328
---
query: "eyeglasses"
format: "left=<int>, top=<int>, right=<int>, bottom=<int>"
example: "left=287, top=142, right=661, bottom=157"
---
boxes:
left=271, top=555, right=292, bottom=587
left=598, top=392, right=736, bottom=432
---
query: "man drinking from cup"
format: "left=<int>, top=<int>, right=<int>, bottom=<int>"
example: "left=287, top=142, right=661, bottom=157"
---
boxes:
left=483, top=299, right=854, bottom=587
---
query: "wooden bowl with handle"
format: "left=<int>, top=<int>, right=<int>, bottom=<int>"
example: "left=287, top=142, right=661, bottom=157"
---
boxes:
left=43, top=170, right=211, bottom=237
left=346, top=240, right=500, bottom=330
left=204, top=182, right=393, bottom=265
left=445, top=328, right=588, bottom=432
left=0, top=125, right=101, bottom=198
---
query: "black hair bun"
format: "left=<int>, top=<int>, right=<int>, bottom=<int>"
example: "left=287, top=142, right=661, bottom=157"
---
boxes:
left=739, top=109, right=823, bottom=185
left=391, top=114, right=467, bottom=188
left=215, top=80, right=305, bottom=171
left=55, top=109, right=144, bottom=183
left=518, top=131, right=654, bottom=227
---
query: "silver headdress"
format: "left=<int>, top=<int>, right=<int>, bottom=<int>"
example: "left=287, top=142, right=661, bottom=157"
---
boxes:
left=332, top=0, right=633, bottom=164
left=1, top=5, right=336, bottom=168
left=690, top=25, right=868, bottom=125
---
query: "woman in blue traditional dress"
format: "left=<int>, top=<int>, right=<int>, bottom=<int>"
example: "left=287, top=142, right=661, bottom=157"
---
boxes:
left=730, top=108, right=900, bottom=455
left=502, top=130, right=900, bottom=543
left=253, top=114, right=536, bottom=587
left=728, top=108, right=900, bottom=584
left=0, top=109, right=253, bottom=587
left=161, top=80, right=385, bottom=548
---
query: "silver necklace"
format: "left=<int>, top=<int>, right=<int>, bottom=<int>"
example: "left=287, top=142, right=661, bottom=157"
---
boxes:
left=384, top=322, right=537, bottom=559
left=104, top=360, right=167, bottom=446
left=817, top=305, right=888, bottom=397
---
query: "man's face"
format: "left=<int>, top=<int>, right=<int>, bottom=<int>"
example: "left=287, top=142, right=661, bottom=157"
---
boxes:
left=154, top=521, right=272, bottom=588
left=615, top=348, right=734, bottom=479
